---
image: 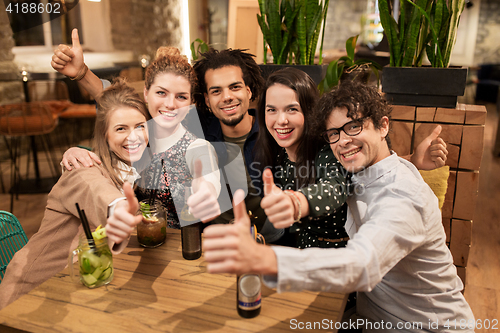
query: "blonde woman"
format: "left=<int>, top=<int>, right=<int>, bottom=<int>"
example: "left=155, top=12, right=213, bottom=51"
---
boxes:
left=0, top=80, right=150, bottom=309
left=52, top=29, right=222, bottom=228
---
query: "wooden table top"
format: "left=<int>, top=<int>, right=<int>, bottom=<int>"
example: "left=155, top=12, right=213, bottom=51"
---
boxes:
left=0, top=229, right=346, bottom=333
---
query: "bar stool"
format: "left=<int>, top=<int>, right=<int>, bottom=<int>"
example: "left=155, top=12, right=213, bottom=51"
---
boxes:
left=0, top=102, right=61, bottom=212
left=26, top=80, right=74, bottom=149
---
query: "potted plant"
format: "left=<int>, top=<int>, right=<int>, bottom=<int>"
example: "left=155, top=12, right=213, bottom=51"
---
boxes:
left=190, top=38, right=209, bottom=62
left=256, top=0, right=330, bottom=84
left=319, top=35, right=382, bottom=94
left=378, top=0, right=467, bottom=108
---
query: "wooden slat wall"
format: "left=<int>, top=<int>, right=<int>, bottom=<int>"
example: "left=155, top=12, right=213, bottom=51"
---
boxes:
left=389, top=103, right=487, bottom=288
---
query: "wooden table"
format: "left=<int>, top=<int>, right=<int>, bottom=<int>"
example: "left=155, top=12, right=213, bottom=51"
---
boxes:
left=0, top=229, right=346, bottom=333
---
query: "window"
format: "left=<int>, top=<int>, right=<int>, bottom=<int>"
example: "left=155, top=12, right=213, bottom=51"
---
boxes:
left=7, top=0, right=83, bottom=48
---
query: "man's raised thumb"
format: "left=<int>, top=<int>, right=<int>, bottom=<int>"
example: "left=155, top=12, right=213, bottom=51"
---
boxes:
left=429, top=125, right=442, bottom=142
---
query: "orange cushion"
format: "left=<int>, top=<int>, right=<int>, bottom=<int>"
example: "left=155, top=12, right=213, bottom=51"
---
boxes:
left=0, top=114, right=58, bottom=135
left=0, top=103, right=59, bottom=135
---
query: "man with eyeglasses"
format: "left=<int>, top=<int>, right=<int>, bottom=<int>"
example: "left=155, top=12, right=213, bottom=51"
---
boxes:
left=203, top=80, right=474, bottom=332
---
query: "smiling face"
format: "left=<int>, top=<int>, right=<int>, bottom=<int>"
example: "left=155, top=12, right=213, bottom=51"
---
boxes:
left=327, top=107, right=390, bottom=173
left=203, top=65, right=252, bottom=128
left=264, top=83, right=305, bottom=162
left=144, top=72, right=192, bottom=137
left=106, top=107, right=148, bottom=165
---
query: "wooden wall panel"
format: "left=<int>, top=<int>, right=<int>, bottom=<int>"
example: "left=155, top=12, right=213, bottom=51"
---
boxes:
left=459, top=126, right=484, bottom=171
left=389, top=103, right=484, bottom=278
left=434, top=107, right=466, bottom=124
left=456, top=266, right=466, bottom=289
left=442, top=218, right=451, bottom=243
left=414, top=123, right=463, bottom=146
left=450, top=219, right=473, bottom=267
left=453, top=171, right=480, bottom=220
left=464, top=104, right=487, bottom=125
left=442, top=171, right=457, bottom=219
left=391, top=105, right=415, bottom=121
left=389, top=121, right=413, bottom=156
left=416, top=107, right=436, bottom=122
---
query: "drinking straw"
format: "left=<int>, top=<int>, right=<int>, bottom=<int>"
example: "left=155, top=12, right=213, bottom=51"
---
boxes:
left=75, top=203, right=96, bottom=250
left=149, top=189, right=156, bottom=206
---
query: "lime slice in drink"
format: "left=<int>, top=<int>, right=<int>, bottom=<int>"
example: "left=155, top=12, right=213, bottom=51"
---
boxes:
left=92, top=226, right=107, bottom=240
left=100, top=267, right=113, bottom=280
left=82, top=273, right=98, bottom=286
left=81, top=257, right=92, bottom=274
left=91, top=267, right=104, bottom=280
left=100, top=255, right=111, bottom=270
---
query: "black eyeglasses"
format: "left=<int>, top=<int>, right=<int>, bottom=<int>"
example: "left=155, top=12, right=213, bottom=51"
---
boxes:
left=322, top=118, right=366, bottom=144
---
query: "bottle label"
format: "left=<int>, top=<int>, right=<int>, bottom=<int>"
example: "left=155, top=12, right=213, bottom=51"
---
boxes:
left=238, top=275, right=261, bottom=311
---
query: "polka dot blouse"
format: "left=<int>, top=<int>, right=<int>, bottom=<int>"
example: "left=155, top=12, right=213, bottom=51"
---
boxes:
left=274, top=146, right=350, bottom=249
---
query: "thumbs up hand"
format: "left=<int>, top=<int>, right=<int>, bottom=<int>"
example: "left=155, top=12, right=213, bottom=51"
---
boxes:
left=203, top=190, right=278, bottom=276
left=260, top=169, right=297, bottom=229
left=411, top=125, right=448, bottom=170
left=51, top=28, right=85, bottom=78
left=188, top=159, right=221, bottom=222
left=106, top=182, right=142, bottom=247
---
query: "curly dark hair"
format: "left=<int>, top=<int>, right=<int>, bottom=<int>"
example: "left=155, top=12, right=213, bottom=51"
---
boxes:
left=254, top=67, right=321, bottom=188
left=314, top=80, right=392, bottom=149
left=192, top=48, right=264, bottom=115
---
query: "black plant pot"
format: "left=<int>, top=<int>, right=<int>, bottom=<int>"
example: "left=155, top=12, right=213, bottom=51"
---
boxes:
left=381, top=65, right=468, bottom=108
left=259, top=64, right=328, bottom=85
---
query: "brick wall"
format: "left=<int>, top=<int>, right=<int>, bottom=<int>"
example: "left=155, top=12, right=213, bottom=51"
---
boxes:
left=474, top=0, right=500, bottom=65
left=322, top=0, right=367, bottom=51
left=109, top=0, right=182, bottom=59
left=0, top=1, right=23, bottom=106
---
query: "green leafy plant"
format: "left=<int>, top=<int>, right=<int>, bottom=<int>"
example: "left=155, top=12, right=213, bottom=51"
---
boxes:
left=257, top=0, right=330, bottom=65
left=378, top=0, right=465, bottom=67
left=319, top=35, right=382, bottom=94
left=190, top=38, right=209, bottom=62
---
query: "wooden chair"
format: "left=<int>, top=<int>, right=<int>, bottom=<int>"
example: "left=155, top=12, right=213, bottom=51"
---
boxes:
left=27, top=80, right=96, bottom=146
left=0, top=210, right=28, bottom=282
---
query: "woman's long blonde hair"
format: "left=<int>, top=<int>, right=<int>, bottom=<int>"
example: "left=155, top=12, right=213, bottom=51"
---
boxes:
left=93, top=78, right=151, bottom=188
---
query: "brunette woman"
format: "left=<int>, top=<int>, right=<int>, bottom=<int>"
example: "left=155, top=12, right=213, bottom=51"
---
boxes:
left=255, top=67, right=349, bottom=249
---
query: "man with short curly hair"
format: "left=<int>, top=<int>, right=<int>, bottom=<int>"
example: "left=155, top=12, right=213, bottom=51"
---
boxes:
left=203, top=80, right=474, bottom=332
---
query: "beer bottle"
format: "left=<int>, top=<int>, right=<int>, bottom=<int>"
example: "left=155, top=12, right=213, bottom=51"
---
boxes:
left=180, top=186, right=201, bottom=260
left=236, top=223, right=262, bottom=318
